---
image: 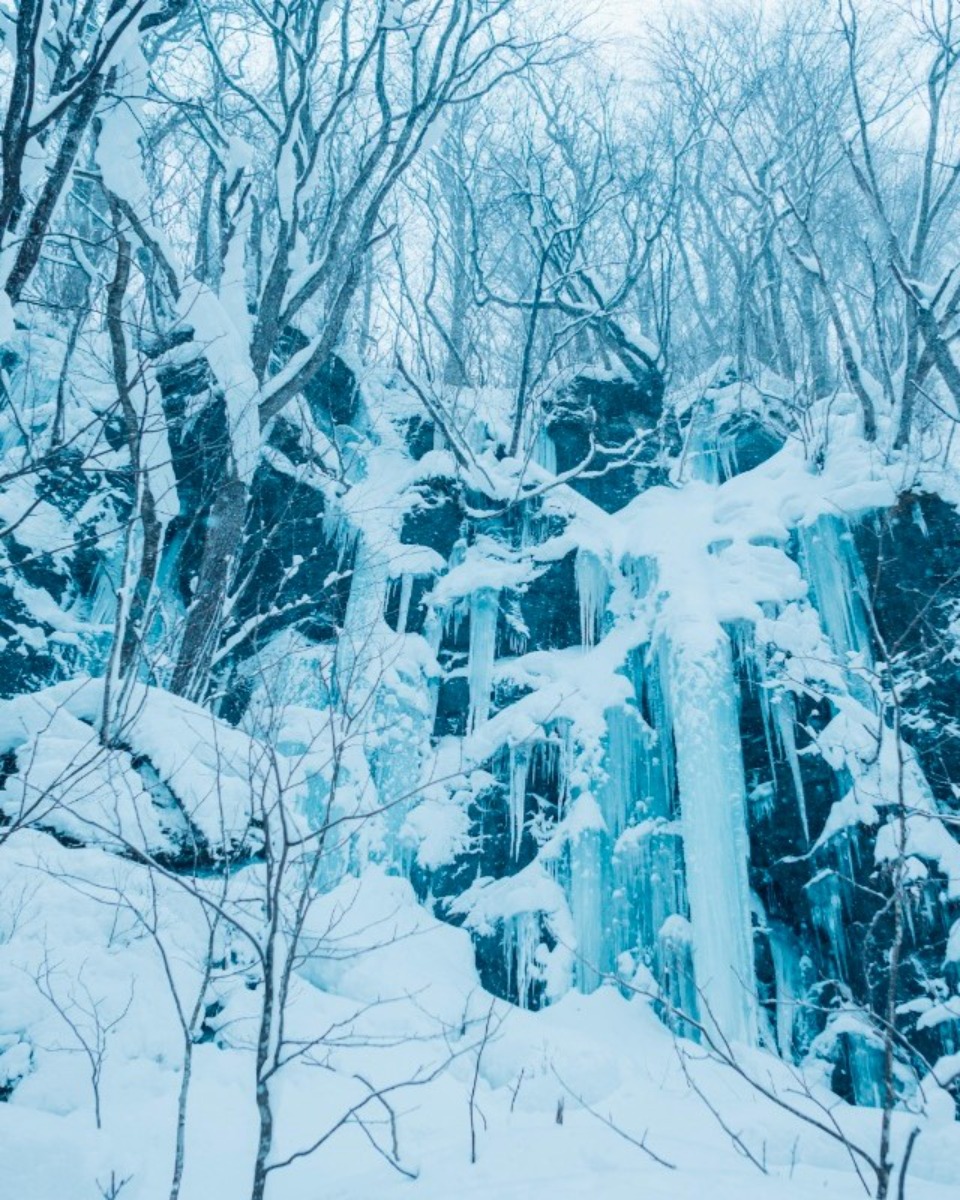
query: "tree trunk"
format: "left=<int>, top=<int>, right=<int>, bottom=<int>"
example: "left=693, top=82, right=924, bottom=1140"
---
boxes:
left=170, top=478, right=248, bottom=700
left=6, top=73, right=106, bottom=303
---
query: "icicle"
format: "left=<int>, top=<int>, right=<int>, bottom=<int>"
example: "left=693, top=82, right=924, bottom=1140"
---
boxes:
left=752, top=642, right=810, bottom=845
left=844, top=1030, right=886, bottom=1107
left=556, top=719, right=575, bottom=817
left=423, top=596, right=444, bottom=657
left=564, top=796, right=610, bottom=993
left=624, top=554, right=657, bottom=602
left=850, top=1046, right=885, bottom=1107
left=717, top=427, right=740, bottom=483
left=799, top=515, right=874, bottom=701
left=805, top=868, right=849, bottom=979
left=683, top=401, right=720, bottom=483
left=324, top=507, right=359, bottom=570
left=508, top=744, right=529, bottom=859
left=614, top=819, right=686, bottom=967
left=336, top=534, right=390, bottom=715
left=370, top=663, right=435, bottom=871
left=600, top=704, right=641, bottom=837
left=575, top=549, right=607, bottom=648
left=772, top=692, right=810, bottom=843
left=662, top=629, right=758, bottom=1044
left=87, top=558, right=118, bottom=626
left=642, top=823, right=687, bottom=954
left=657, top=915, right=699, bottom=1034
left=601, top=701, right=675, bottom=964
left=768, top=921, right=804, bottom=1061
left=533, top=426, right=557, bottom=475
left=328, top=528, right=436, bottom=874
left=504, top=911, right=544, bottom=1009
left=396, top=572, right=414, bottom=634
left=467, top=587, right=499, bottom=732
left=628, top=646, right=676, bottom=814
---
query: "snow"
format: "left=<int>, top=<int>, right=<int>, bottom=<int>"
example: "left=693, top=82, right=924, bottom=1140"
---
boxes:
left=5, top=0, right=960, bottom=1190
left=2, top=280, right=960, bottom=1198
left=0, top=679, right=275, bottom=853
left=877, top=812, right=960, bottom=900
left=430, top=538, right=547, bottom=608
left=300, top=869, right=480, bottom=1023
left=95, top=89, right=152, bottom=215
left=0, top=474, right=74, bottom=561
left=176, top=281, right=261, bottom=485
left=2, top=827, right=959, bottom=1200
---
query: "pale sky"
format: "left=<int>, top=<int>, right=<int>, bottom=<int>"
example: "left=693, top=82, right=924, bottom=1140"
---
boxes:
left=580, top=0, right=682, bottom=76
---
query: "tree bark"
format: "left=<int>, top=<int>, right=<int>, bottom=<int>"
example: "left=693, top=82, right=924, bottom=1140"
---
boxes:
left=170, top=478, right=248, bottom=700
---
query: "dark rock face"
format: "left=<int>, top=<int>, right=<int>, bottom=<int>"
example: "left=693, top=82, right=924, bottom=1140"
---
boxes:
left=155, top=350, right=362, bottom=701
left=739, top=672, right=841, bottom=937
left=474, top=918, right=555, bottom=1011
left=271, top=334, right=360, bottom=431
left=546, top=369, right=666, bottom=512
left=716, top=412, right=785, bottom=480
left=400, top=477, right=463, bottom=561
left=227, top=460, right=348, bottom=660
left=306, top=353, right=361, bottom=429
left=514, top=552, right=581, bottom=652
left=154, top=353, right=233, bottom=608
left=0, top=386, right=124, bottom=694
left=857, top=492, right=960, bottom=809
left=587, top=370, right=664, bottom=434
left=401, top=414, right=435, bottom=461
left=384, top=574, right=432, bottom=635
left=433, top=675, right=469, bottom=739
left=0, top=582, right=69, bottom=697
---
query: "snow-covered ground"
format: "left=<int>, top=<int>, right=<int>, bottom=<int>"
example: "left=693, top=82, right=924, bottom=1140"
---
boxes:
left=1, top=836, right=957, bottom=1200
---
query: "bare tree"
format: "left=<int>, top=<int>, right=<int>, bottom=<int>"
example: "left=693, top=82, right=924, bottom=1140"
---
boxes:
left=34, top=952, right=134, bottom=1130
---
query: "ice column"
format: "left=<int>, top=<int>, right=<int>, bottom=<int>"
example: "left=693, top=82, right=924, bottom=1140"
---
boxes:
left=503, top=911, right=544, bottom=1009
left=396, top=572, right=414, bottom=634
left=336, top=533, right=430, bottom=868
left=683, top=400, right=721, bottom=484
left=558, top=790, right=612, bottom=994
left=621, top=821, right=686, bottom=959
left=602, top=700, right=684, bottom=974
left=568, top=819, right=610, bottom=992
left=767, top=921, right=805, bottom=1061
left=799, top=515, right=874, bottom=702
left=336, top=534, right=390, bottom=716
left=657, top=914, right=699, bottom=1034
left=770, top=691, right=811, bottom=844
left=508, top=744, right=530, bottom=859
left=467, top=587, right=499, bottom=733
left=663, top=630, right=758, bottom=1044
left=805, top=868, right=849, bottom=980
left=575, top=550, right=607, bottom=648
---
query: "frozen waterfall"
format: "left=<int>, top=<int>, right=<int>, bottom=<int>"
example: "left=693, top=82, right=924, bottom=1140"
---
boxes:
left=662, top=629, right=758, bottom=1044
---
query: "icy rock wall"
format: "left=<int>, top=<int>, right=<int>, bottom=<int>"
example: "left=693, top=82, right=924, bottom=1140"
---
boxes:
left=8, top=338, right=960, bottom=1110
left=385, top=373, right=960, bottom=1105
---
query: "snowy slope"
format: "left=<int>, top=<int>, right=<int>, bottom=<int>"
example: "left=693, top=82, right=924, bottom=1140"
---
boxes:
left=0, top=833, right=958, bottom=1200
